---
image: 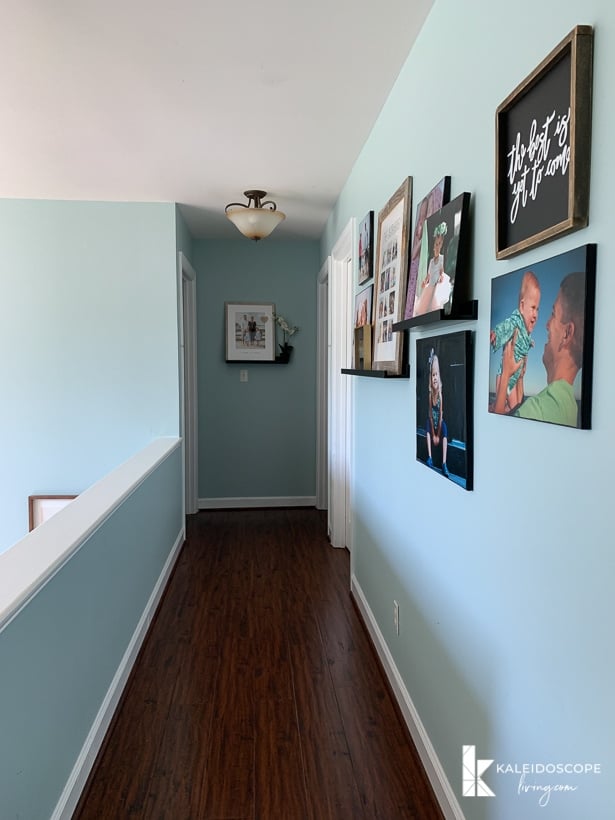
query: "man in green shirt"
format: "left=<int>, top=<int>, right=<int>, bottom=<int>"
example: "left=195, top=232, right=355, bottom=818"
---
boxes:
left=494, top=272, right=585, bottom=428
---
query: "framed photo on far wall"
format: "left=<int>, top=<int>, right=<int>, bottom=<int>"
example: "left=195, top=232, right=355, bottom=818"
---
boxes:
left=372, top=177, right=412, bottom=375
left=412, top=192, right=471, bottom=319
left=404, top=176, right=451, bottom=319
left=416, top=331, right=473, bottom=491
left=225, top=302, right=275, bottom=361
left=488, top=243, right=596, bottom=429
left=358, top=211, right=374, bottom=285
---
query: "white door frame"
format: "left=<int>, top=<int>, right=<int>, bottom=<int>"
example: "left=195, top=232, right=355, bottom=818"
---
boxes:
left=328, top=219, right=354, bottom=549
left=178, top=251, right=199, bottom=516
left=316, top=258, right=330, bottom=511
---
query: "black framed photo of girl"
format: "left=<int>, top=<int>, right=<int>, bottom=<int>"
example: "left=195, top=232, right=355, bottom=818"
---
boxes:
left=416, top=331, right=474, bottom=490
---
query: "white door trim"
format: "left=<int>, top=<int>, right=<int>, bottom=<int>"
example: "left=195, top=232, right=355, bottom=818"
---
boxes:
left=328, top=219, right=354, bottom=549
left=178, top=252, right=199, bottom=516
left=316, top=258, right=330, bottom=511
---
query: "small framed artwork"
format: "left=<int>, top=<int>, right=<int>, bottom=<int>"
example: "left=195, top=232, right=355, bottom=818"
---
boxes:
left=358, top=211, right=374, bottom=286
left=355, top=285, right=373, bottom=328
left=372, top=177, right=413, bottom=375
left=496, top=26, right=593, bottom=259
left=404, top=176, right=451, bottom=319
left=412, top=192, right=471, bottom=319
left=225, top=302, right=275, bottom=361
left=28, top=495, right=77, bottom=531
left=353, top=325, right=372, bottom=370
left=416, top=331, right=473, bottom=491
left=488, top=243, right=596, bottom=429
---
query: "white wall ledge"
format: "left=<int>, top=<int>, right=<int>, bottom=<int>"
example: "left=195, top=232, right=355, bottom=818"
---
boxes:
left=0, top=437, right=181, bottom=634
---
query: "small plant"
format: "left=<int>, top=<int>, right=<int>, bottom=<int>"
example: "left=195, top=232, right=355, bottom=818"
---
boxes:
left=274, top=314, right=299, bottom=346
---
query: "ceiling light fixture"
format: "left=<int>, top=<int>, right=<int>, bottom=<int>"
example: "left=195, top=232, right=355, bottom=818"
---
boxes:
left=225, top=189, right=286, bottom=241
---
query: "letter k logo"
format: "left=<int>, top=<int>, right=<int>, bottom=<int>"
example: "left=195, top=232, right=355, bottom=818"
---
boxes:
left=462, top=745, right=495, bottom=797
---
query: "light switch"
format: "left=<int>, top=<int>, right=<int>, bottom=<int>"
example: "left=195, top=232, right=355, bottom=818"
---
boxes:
left=240, top=369, right=248, bottom=382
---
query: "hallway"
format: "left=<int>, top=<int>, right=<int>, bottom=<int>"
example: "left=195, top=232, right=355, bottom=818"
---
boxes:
left=74, top=508, right=444, bottom=819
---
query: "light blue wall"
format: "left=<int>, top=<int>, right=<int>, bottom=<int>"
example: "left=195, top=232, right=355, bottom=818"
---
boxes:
left=193, top=239, right=319, bottom=500
left=323, top=2, right=613, bottom=818
left=0, top=444, right=182, bottom=820
left=0, top=200, right=181, bottom=552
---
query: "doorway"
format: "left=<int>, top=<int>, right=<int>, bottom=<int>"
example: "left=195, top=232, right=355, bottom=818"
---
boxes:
left=326, top=220, right=354, bottom=549
left=178, top=252, right=198, bottom=516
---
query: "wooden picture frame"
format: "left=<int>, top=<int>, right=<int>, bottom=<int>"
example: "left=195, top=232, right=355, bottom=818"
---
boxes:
left=372, top=177, right=412, bottom=375
left=358, top=211, right=374, bottom=286
left=404, top=176, right=451, bottom=319
left=353, top=325, right=372, bottom=370
left=28, top=495, right=77, bottom=531
left=416, top=331, right=473, bottom=491
left=488, top=243, right=596, bottom=429
left=225, top=302, right=276, bottom=361
left=495, top=25, right=593, bottom=260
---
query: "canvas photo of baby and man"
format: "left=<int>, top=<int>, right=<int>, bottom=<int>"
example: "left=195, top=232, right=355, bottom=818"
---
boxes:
left=488, top=244, right=596, bottom=429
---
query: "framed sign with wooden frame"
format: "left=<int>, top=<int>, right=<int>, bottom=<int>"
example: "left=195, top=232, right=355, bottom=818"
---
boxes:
left=495, top=25, right=593, bottom=260
left=371, top=177, right=412, bottom=375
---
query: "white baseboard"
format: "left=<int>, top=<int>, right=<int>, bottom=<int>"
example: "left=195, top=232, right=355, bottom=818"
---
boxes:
left=199, top=496, right=316, bottom=509
left=351, top=574, right=465, bottom=820
left=51, top=527, right=185, bottom=820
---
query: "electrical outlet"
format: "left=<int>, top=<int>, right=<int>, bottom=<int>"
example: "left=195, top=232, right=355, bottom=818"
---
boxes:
left=240, top=369, right=248, bottom=382
left=393, top=600, right=399, bottom=635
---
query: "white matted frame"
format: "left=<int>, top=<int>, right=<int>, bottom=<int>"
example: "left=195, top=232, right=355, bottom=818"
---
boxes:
left=28, top=495, right=76, bottom=531
left=225, top=302, right=275, bottom=361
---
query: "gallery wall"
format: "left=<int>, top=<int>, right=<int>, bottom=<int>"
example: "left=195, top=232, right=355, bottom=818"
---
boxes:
left=192, top=238, right=319, bottom=503
left=322, top=1, right=613, bottom=818
left=0, top=199, right=181, bottom=552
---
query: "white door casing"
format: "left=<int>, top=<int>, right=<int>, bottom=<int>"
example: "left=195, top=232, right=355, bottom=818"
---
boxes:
left=178, top=252, right=199, bottom=516
left=316, top=258, right=330, bottom=511
left=328, top=220, right=354, bottom=549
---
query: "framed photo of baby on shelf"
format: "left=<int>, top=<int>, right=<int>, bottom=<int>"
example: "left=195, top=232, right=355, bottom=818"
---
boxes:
left=411, top=192, right=471, bottom=320
left=404, top=176, right=451, bottom=320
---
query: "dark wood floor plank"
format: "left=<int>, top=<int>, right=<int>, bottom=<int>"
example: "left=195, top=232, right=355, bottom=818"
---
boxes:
left=254, top=696, right=308, bottom=820
left=74, top=508, right=444, bottom=820
left=288, top=608, right=366, bottom=820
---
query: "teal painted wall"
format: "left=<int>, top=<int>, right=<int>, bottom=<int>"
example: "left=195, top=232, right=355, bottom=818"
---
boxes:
left=323, top=3, right=613, bottom=818
left=193, top=239, right=319, bottom=499
left=0, top=444, right=182, bottom=819
left=175, top=205, right=194, bottom=260
left=0, top=200, right=180, bottom=553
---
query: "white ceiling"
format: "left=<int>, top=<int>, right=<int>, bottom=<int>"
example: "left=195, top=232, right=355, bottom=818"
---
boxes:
left=1, top=0, right=433, bottom=240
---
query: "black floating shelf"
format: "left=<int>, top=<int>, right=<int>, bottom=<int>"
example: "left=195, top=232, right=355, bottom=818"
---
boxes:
left=226, top=358, right=290, bottom=365
left=393, top=299, right=479, bottom=333
left=341, top=366, right=409, bottom=379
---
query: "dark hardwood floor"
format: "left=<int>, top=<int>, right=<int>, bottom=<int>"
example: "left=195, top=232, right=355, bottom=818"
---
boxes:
left=74, top=508, right=444, bottom=820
